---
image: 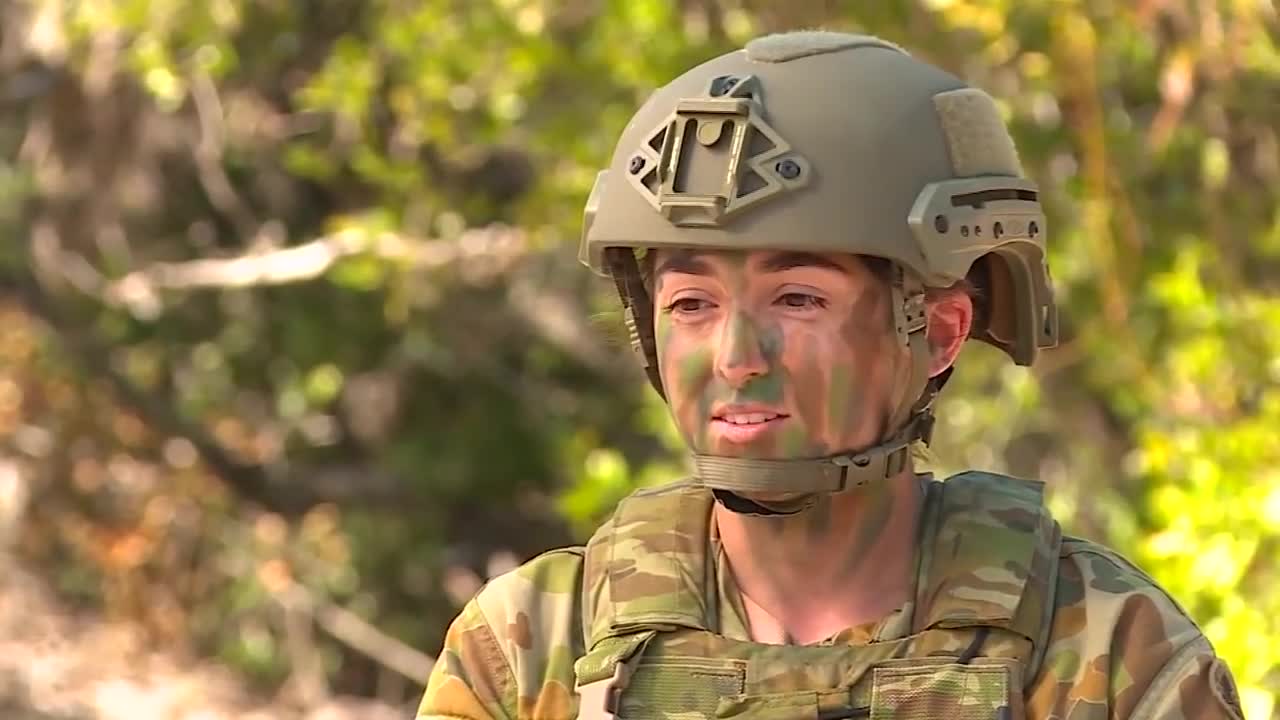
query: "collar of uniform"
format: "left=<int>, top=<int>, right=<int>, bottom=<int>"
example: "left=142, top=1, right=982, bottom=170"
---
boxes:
left=707, top=482, right=929, bottom=646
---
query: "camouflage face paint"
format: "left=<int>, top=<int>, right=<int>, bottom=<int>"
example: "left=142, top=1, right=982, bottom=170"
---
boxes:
left=654, top=250, right=784, bottom=456
left=652, top=248, right=902, bottom=461
left=805, top=495, right=834, bottom=544
left=825, top=365, right=853, bottom=444
left=718, top=312, right=789, bottom=459
left=654, top=304, right=672, bottom=350
left=838, top=484, right=895, bottom=584
left=775, top=273, right=901, bottom=464
left=776, top=420, right=812, bottom=457
left=672, top=344, right=715, bottom=450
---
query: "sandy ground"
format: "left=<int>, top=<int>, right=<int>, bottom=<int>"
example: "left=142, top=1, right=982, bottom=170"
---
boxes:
left=0, top=557, right=412, bottom=720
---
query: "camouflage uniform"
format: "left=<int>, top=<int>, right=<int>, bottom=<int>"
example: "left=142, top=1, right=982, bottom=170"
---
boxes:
left=419, top=31, right=1245, bottom=719
left=418, top=475, right=1244, bottom=719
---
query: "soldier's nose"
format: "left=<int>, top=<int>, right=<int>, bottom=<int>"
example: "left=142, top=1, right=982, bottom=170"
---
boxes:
left=715, top=311, right=768, bottom=387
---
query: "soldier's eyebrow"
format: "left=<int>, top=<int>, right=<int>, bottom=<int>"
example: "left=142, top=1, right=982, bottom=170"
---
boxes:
left=654, top=249, right=713, bottom=277
left=755, top=251, right=850, bottom=275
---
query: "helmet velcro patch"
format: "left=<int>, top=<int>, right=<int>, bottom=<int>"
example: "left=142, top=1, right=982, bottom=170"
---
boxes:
left=932, top=88, right=1024, bottom=177
left=744, top=31, right=906, bottom=63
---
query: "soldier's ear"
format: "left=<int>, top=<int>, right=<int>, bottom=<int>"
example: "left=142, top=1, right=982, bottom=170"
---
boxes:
left=926, top=289, right=973, bottom=377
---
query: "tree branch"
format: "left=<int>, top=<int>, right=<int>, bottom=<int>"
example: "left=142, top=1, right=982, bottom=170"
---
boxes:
left=507, top=274, right=617, bottom=376
left=103, top=225, right=527, bottom=314
left=98, top=224, right=622, bottom=378
left=190, top=71, right=259, bottom=240
left=279, top=583, right=434, bottom=686
left=2, top=256, right=412, bottom=516
left=7, top=221, right=628, bottom=512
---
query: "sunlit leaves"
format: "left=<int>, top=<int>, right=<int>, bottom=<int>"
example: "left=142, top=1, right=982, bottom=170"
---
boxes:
left=296, top=36, right=380, bottom=129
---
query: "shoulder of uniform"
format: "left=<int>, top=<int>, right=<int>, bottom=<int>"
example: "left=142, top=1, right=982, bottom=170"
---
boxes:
left=472, top=546, right=586, bottom=651
left=1059, top=536, right=1159, bottom=579
left=1026, top=536, right=1214, bottom=717
left=943, top=468, right=1045, bottom=492
left=1056, top=535, right=1197, bottom=623
left=468, top=546, right=586, bottom=719
left=935, top=470, right=1053, bottom=522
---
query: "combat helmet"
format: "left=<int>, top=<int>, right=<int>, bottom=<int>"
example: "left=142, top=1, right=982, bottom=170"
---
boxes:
left=580, top=31, right=1058, bottom=510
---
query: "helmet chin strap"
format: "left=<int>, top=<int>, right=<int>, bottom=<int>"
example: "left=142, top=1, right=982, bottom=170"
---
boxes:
left=693, top=271, right=942, bottom=516
left=692, top=408, right=932, bottom=517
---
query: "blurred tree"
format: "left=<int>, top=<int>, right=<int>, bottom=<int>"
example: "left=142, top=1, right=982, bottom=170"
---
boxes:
left=0, top=0, right=1276, bottom=716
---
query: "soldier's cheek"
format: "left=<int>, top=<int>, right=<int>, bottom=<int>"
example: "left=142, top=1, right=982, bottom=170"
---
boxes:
left=774, top=339, right=828, bottom=446
left=662, top=343, right=717, bottom=444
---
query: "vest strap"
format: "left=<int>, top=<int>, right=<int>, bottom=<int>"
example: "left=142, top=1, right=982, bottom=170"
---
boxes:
left=915, top=472, right=1061, bottom=649
left=583, top=482, right=715, bottom=646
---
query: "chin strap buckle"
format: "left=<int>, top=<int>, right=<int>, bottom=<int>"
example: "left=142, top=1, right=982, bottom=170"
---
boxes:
left=830, top=438, right=913, bottom=491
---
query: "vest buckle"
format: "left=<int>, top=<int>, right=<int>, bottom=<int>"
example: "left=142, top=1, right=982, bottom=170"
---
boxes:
left=576, top=659, right=636, bottom=720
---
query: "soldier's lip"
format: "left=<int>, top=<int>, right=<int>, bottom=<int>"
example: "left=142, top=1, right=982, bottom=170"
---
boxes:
left=710, top=403, right=790, bottom=420
left=709, top=414, right=788, bottom=443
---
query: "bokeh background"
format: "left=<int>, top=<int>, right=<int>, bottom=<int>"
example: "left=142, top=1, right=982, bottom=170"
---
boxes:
left=0, top=1, right=1277, bottom=718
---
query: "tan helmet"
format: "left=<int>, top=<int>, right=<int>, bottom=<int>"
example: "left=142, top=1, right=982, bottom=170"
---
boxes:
left=580, top=31, right=1058, bottom=508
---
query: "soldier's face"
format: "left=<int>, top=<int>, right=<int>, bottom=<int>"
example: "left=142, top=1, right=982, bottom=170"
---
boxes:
left=651, top=249, right=906, bottom=459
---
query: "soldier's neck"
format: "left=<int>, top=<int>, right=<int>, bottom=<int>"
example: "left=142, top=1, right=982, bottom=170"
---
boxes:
left=714, top=468, right=926, bottom=645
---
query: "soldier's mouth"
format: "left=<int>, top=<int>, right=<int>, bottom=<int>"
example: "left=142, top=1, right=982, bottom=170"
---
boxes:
left=709, top=412, right=790, bottom=443
left=715, top=411, right=787, bottom=425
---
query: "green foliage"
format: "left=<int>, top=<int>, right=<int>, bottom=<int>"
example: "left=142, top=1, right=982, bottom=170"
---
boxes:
left=2, top=0, right=1277, bottom=715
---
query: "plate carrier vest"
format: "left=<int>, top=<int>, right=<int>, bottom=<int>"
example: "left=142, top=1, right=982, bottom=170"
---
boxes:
left=573, top=472, right=1063, bottom=720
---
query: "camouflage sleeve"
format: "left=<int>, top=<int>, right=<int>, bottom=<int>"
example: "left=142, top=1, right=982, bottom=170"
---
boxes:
left=417, top=548, right=587, bottom=720
left=1026, top=540, right=1245, bottom=720
left=417, top=599, right=518, bottom=719
left=1127, top=638, right=1246, bottom=720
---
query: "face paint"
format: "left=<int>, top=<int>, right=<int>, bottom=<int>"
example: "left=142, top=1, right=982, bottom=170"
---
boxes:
left=801, top=280, right=895, bottom=455
left=776, top=419, right=813, bottom=457
left=722, top=310, right=756, bottom=370
left=672, top=345, right=715, bottom=450
left=838, top=485, right=894, bottom=584
left=654, top=306, right=672, bottom=349
left=653, top=249, right=902, bottom=462
left=825, top=365, right=853, bottom=445
left=805, top=495, right=833, bottom=544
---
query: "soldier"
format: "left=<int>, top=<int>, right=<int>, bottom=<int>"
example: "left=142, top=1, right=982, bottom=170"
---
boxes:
left=418, top=31, right=1245, bottom=719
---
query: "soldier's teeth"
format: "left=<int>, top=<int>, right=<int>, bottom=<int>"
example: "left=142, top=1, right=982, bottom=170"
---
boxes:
left=723, top=413, right=779, bottom=425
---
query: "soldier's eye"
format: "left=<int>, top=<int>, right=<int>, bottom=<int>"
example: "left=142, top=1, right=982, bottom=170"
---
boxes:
left=776, top=293, right=828, bottom=310
left=663, top=298, right=715, bottom=315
